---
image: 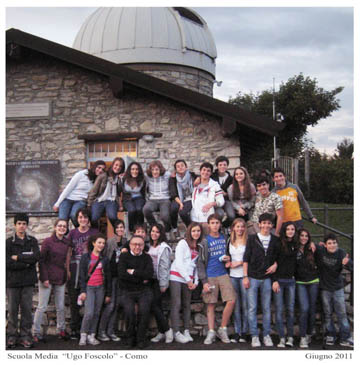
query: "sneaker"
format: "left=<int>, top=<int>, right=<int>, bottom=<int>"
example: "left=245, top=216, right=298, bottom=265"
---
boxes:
left=239, top=335, right=247, bottom=343
left=183, top=329, right=194, bottom=342
left=230, top=333, right=240, bottom=343
left=165, top=328, right=174, bottom=343
left=251, top=336, right=261, bottom=347
left=58, top=331, right=70, bottom=341
left=151, top=332, right=165, bottom=343
left=263, top=335, right=273, bottom=347
left=70, top=330, right=80, bottom=340
left=325, top=336, right=335, bottom=346
left=340, top=337, right=354, bottom=348
left=33, top=335, right=45, bottom=343
left=204, top=329, right=216, bottom=345
left=217, top=327, right=230, bottom=343
left=19, top=339, right=33, bottom=348
left=174, top=331, right=189, bottom=344
left=87, top=334, right=100, bottom=345
left=6, top=338, right=16, bottom=349
left=97, top=332, right=110, bottom=341
left=277, top=337, right=286, bottom=348
left=306, top=334, right=312, bottom=344
left=300, top=337, right=309, bottom=348
left=79, top=333, right=87, bottom=346
left=109, top=333, right=121, bottom=342
left=286, top=336, right=294, bottom=347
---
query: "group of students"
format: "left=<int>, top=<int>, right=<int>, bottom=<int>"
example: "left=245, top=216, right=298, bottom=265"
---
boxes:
left=6, top=156, right=353, bottom=350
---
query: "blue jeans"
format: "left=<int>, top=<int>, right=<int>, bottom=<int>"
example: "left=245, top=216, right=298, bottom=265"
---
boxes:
left=273, top=278, right=295, bottom=338
left=231, top=277, right=248, bottom=335
left=123, top=197, right=145, bottom=232
left=58, top=199, right=86, bottom=227
left=91, top=200, right=119, bottom=228
left=296, top=282, right=319, bottom=337
left=80, top=285, right=105, bottom=334
left=247, top=277, right=272, bottom=337
left=143, top=199, right=171, bottom=232
left=321, top=288, right=351, bottom=341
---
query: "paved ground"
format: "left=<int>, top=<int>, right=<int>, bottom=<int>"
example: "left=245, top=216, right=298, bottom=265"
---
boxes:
left=8, top=334, right=352, bottom=351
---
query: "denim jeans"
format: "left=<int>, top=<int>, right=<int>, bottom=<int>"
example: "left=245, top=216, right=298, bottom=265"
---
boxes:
left=170, top=280, right=192, bottom=333
left=80, top=285, right=105, bottom=334
left=247, top=277, right=272, bottom=336
left=321, top=288, right=351, bottom=341
left=33, top=282, right=66, bottom=335
left=170, top=200, right=193, bottom=227
left=296, top=282, right=319, bottom=337
left=91, top=200, right=119, bottom=228
left=123, top=197, right=145, bottom=232
left=98, top=278, right=120, bottom=336
left=150, top=280, right=170, bottom=333
left=67, top=264, right=82, bottom=332
left=7, top=286, right=34, bottom=341
left=273, top=278, right=295, bottom=338
left=58, top=199, right=86, bottom=227
left=231, top=277, right=248, bottom=335
left=143, top=199, right=171, bottom=232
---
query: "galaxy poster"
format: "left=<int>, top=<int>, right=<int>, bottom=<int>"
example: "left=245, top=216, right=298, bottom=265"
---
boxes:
left=6, top=160, right=61, bottom=214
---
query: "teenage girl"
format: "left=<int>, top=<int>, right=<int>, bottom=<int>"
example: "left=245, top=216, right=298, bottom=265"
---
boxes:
left=225, top=218, right=249, bottom=342
left=168, top=222, right=203, bottom=343
left=78, top=233, right=111, bottom=346
left=272, top=221, right=298, bottom=348
left=295, top=228, right=319, bottom=348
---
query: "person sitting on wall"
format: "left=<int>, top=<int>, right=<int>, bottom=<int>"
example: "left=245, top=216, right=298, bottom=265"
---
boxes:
left=169, top=159, right=197, bottom=233
left=87, top=157, right=125, bottom=229
left=191, top=162, right=224, bottom=234
left=6, top=213, right=40, bottom=349
left=211, top=156, right=234, bottom=227
left=120, top=162, right=147, bottom=233
left=53, top=160, right=106, bottom=227
left=143, top=160, right=172, bottom=240
left=271, top=167, right=317, bottom=229
left=118, top=235, right=154, bottom=349
left=248, top=175, right=283, bottom=236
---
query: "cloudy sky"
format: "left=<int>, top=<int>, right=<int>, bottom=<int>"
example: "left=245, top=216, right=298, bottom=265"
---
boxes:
left=5, top=3, right=355, bottom=155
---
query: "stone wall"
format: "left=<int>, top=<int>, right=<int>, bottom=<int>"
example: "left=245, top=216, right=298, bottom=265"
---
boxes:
left=6, top=49, right=240, bottom=237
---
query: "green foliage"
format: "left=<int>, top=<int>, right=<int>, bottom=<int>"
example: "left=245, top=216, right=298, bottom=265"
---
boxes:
left=229, top=73, right=344, bottom=159
left=335, top=138, right=353, bottom=159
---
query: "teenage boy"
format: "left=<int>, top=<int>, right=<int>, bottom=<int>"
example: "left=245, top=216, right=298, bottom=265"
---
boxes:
left=243, top=213, right=280, bottom=348
left=6, top=213, right=40, bottom=348
left=191, top=162, right=225, bottom=232
left=121, top=223, right=149, bottom=252
left=249, top=176, right=283, bottom=236
left=169, top=159, right=197, bottom=229
left=197, top=214, right=236, bottom=344
left=314, top=233, right=353, bottom=347
left=67, top=208, right=99, bottom=339
left=272, top=167, right=317, bottom=229
left=211, top=156, right=234, bottom=226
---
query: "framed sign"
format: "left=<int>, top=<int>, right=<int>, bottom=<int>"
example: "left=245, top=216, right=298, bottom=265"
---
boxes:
left=6, top=160, right=61, bottom=214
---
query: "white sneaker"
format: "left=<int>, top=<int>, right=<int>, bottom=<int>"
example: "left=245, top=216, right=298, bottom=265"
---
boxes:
left=109, top=333, right=121, bottom=342
left=204, top=330, right=216, bottom=345
left=217, top=327, right=230, bottom=343
left=174, top=331, right=189, bottom=343
left=151, top=332, right=165, bottom=343
left=165, top=328, right=174, bottom=343
left=251, top=336, right=261, bottom=347
left=277, top=337, right=286, bottom=348
left=286, top=336, right=294, bottom=347
left=79, top=333, right=87, bottom=346
left=87, top=334, right=100, bottom=345
left=263, top=335, right=273, bottom=347
left=300, top=337, right=309, bottom=348
left=183, top=329, right=194, bottom=342
left=305, top=334, right=312, bottom=344
left=97, top=332, right=110, bottom=341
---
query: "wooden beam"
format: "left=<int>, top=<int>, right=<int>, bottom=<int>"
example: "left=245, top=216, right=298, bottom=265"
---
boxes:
left=109, top=76, right=124, bottom=98
left=221, top=117, right=237, bottom=137
left=78, top=132, right=162, bottom=141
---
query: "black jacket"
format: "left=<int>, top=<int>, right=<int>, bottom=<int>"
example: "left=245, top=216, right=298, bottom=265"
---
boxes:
left=79, top=253, right=112, bottom=297
left=243, top=233, right=280, bottom=280
left=169, top=171, right=197, bottom=201
left=295, top=249, right=319, bottom=282
left=272, top=239, right=298, bottom=282
left=211, top=170, right=233, bottom=199
left=6, top=234, right=40, bottom=288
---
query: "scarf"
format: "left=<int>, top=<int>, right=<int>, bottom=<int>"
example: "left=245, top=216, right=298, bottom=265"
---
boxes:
left=176, top=170, right=193, bottom=203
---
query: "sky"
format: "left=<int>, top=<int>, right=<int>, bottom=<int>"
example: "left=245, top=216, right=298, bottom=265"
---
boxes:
left=5, top=2, right=356, bottom=155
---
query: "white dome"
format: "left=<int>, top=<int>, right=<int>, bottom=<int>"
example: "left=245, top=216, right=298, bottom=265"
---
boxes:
left=73, top=7, right=217, bottom=77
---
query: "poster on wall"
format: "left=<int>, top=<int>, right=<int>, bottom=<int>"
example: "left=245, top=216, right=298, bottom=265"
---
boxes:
left=6, top=160, right=61, bottom=214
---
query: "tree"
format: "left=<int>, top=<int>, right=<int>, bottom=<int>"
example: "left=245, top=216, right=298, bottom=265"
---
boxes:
left=335, top=138, right=353, bottom=159
left=229, top=73, right=344, bottom=160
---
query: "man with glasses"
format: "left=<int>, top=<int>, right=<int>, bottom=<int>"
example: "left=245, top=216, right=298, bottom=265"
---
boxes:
left=118, top=235, right=154, bottom=349
left=248, top=176, right=283, bottom=236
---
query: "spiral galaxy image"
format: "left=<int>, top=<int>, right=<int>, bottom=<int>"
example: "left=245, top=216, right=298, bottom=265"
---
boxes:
left=6, top=160, right=61, bottom=213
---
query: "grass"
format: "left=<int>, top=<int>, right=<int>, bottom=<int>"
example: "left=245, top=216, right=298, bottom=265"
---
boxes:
left=302, top=201, right=353, bottom=254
